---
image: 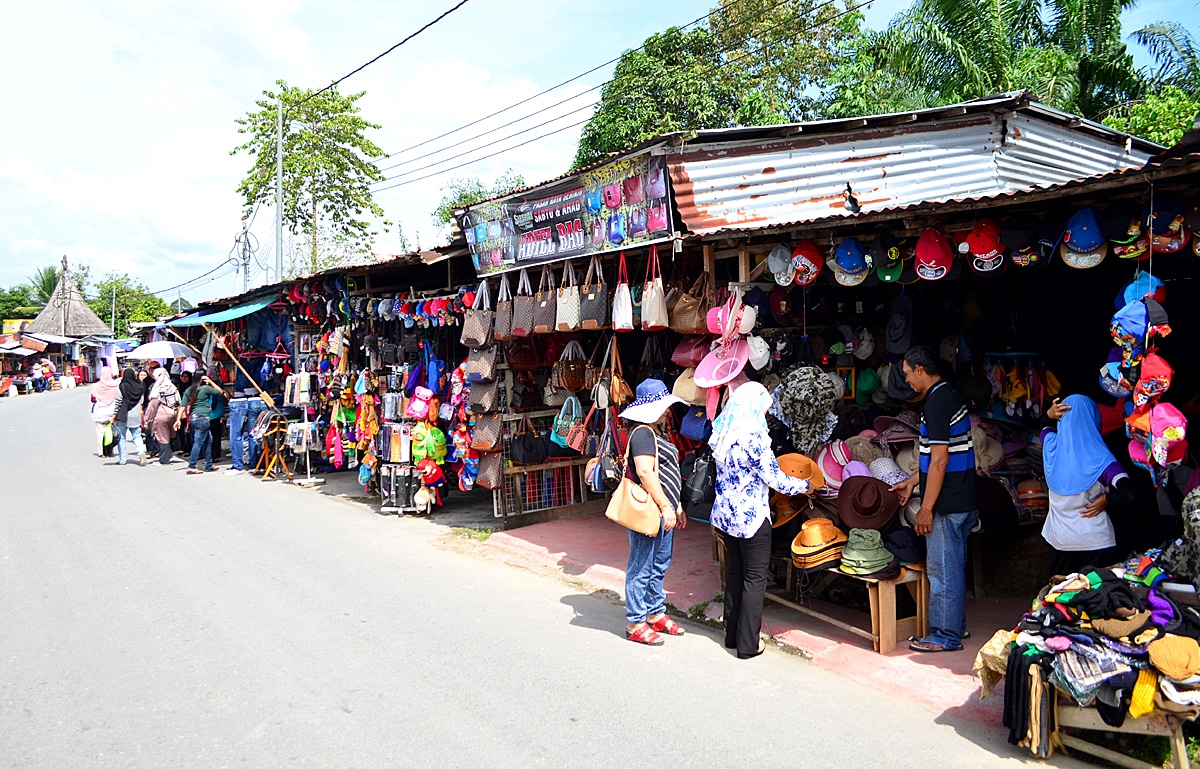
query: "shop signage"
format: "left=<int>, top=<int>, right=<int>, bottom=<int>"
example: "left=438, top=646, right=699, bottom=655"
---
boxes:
left=457, top=153, right=673, bottom=277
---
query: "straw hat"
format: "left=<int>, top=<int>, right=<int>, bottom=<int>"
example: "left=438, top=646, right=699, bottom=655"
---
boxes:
left=791, top=518, right=848, bottom=571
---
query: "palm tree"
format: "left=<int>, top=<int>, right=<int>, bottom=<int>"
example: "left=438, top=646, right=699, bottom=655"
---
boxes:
left=1132, top=20, right=1200, bottom=97
left=26, top=266, right=59, bottom=307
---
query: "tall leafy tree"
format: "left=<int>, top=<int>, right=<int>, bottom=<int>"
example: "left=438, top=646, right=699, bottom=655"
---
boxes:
left=26, top=263, right=90, bottom=306
left=1132, top=18, right=1200, bottom=97
left=0, top=286, right=39, bottom=319
left=233, top=81, right=389, bottom=275
left=431, top=170, right=527, bottom=234
left=1102, top=86, right=1200, bottom=146
left=87, top=274, right=170, bottom=337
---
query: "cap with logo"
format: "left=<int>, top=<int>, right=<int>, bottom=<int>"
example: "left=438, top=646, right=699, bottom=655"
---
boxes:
left=1102, top=200, right=1150, bottom=261
left=791, top=240, right=825, bottom=286
left=1001, top=214, right=1041, bottom=268
left=915, top=228, right=955, bottom=281
left=832, top=238, right=870, bottom=287
left=768, top=243, right=795, bottom=285
left=1059, top=206, right=1108, bottom=269
left=963, top=218, right=1007, bottom=276
left=1145, top=192, right=1191, bottom=254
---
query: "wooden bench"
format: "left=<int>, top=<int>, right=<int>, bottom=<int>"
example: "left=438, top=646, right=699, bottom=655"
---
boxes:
left=1055, top=701, right=1189, bottom=769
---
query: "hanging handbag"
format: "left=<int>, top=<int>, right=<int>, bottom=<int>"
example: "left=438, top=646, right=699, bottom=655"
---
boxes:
left=493, top=273, right=515, bottom=342
left=680, top=405, right=713, bottom=441
left=670, top=271, right=711, bottom=335
left=468, top=378, right=499, bottom=413
left=580, top=255, right=609, bottom=330
left=503, top=338, right=539, bottom=372
left=584, top=337, right=608, bottom=392
left=603, top=182, right=623, bottom=210
left=611, top=251, right=634, bottom=332
left=477, top=450, right=503, bottom=490
left=551, top=340, right=587, bottom=392
left=511, top=269, right=535, bottom=337
left=604, top=426, right=661, bottom=537
left=470, top=412, right=503, bottom=451
left=532, top=265, right=557, bottom=334
left=609, top=338, right=634, bottom=406
left=681, top=446, right=716, bottom=505
left=511, top=371, right=544, bottom=410
left=555, top=261, right=582, bottom=332
left=542, top=380, right=570, bottom=408
left=463, top=344, right=498, bottom=383
left=672, top=367, right=707, bottom=406
left=623, top=174, right=644, bottom=206
left=647, top=201, right=669, bottom=232
left=641, top=245, right=668, bottom=332
left=567, top=404, right=598, bottom=454
left=671, top=335, right=711, bottom=368
left=551, top=395, right=582, bottom=448
left=460, top=278, right=493, bottom=348
left=638, top=333, right=669, bottom=382
left=511, top=417, right=548, bottom=465
left=646, top=162, right=667, bottom=199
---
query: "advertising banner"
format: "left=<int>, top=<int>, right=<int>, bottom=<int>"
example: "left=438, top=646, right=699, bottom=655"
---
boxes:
left=457, top=153, right=673, bottom=277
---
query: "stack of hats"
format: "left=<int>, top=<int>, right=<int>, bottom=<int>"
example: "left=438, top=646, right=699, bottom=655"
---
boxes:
left=791, top=518, right=848, bottom=573
left=815, top=439, right=852, bottom=497
left=777, top=365, right=839, bottom=455
left=839, top=529, right=902, bottom=580
left=873, top=411, right=921, bottom=454
left=869, top=456, right=911, bottom=487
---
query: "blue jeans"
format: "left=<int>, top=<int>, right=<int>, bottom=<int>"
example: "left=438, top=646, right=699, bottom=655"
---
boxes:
left=625, top=527, right=674, bottom=624
left=227, top=398, right=265, bottom=471
left=188, top=415, right=213, bottom=470
left=114, top=419, right=143, bottom=465
left=925, top=509, right=977, bottom=649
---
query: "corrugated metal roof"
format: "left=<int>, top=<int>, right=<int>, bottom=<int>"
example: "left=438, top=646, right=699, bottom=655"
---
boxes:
left=668, top=107, right=1152, bottom=237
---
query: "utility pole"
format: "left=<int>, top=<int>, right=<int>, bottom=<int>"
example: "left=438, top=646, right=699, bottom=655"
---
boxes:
left=275, top=95, right=284, bottom=285
left=110, top=283, right=117, bottom=336
left=240, top=218, right=252, bottom=292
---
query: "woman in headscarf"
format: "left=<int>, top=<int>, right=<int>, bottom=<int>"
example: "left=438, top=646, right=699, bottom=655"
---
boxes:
left=710, top=382, right=810, bottom=659
left=109, top=367, right=147, bottom=466
left=143, top=368, right=184, bottom=465
left=89, top=366, right=120, bottom=457
left=1042, top=395, right=1134, bottom=577
left=617, top=378, right=689, bottom=646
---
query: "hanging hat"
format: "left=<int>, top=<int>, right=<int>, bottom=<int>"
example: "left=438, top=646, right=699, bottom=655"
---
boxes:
left=1059, top=206, right=1108, bottom=269
left=832, top=238, right=870, bottom=286
left=853, top=327, right=875, bottom=360
left=915, top=228, right=955, bottom=281
left=1116, top=272, right=1166, bottom=309
left=885, top=295, right=913, bottom=355
left=791, top=518, right=848, bottom=571
left=1001, top=214, right=1042, bottom=268
left=694, top=338, right=750, bottom=388
left=869, top=456, right=910, bottom=487
left=971, top=426, right=1006, bottom=474
left=1146, top=192, right=1192, bottom=254
left=963, top=218, right=1007, bottom=276
left=619, top=378, right=687, bottom=424
left=791, top=241, right=824, bottom=286
left=837, top=476, right=900, bottom=530
left=1102, top=200, right=1150, bottom=261
left=854, top=368, right=881, bottom=406
left=742, top=286, right=771, bottom=326
left=777, top=453, right=825, bottom=491
left=870, top=233, right=904, bottom=282
left=827, top=371, right=846, bottom=401
left=1037, top=207, right=1070, bottom=262
left=748, top=335, right=770, bottom=370
left=769, top=287, right=793, bottom=327
left=768, top=243, right=795, bottom=285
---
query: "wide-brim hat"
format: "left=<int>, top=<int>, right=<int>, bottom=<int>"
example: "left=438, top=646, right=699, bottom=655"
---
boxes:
left=620, top=378, right=686, bottom=423
left=816, top=444, right=848, bottom=493
left=874, top=410, right=921, bottom=444
left=748, top=335, right=770, bottom=370
left=694, top=338, right=750, bottom=388
left=771, top=492, right=809, bottom=528
left=869, top=456, right=910, bottom=487
left=843, top=460, right=871, bottom=479
left=777, top=453, right=826, bottom=491
left=837, top=476, right=900, bottom=530
left=845, top=435, right=884, bottom=464
left=972, top=426, right=1006, bottom=474
left=791, top=517, right=848, bottom=559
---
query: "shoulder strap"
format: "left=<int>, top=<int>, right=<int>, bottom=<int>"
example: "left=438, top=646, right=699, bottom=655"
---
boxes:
left=617, top=252, right=629, bottom=285
left=473, top=279, right=490, bottom=311
left=518, top=269, right=532, bottom=296
left=497, top=273, right=512, bottom=303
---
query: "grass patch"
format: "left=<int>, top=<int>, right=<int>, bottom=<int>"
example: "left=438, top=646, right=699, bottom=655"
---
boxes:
left=451, top=526, right=495, bottom=543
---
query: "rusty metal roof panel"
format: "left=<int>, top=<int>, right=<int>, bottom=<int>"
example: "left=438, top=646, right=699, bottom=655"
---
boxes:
left=999, top=113, right=1150, bottom=181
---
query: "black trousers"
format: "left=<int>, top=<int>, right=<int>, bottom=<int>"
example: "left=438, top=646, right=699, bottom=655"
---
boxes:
left=1048, top=546, right=1120, bottom=582
left=724, top=518, right=772, bottom=657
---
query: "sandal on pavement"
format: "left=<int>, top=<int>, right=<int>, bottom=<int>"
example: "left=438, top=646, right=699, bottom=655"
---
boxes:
left=626, top=624, right=664, bottom=646
left=738, top=640, right=766, bottom=659
left=186, top=468, right=203, bottom=475
left=909, top=638, right=963, bottom=653
left=648, top=615, right=685, bottom=636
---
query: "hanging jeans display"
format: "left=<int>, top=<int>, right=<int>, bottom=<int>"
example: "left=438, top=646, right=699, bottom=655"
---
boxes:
left=228, top=397, right=266, bottom=471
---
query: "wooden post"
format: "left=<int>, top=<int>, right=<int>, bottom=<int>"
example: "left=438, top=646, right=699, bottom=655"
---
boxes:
left=703, top=243, right=715, bottom=281
left=738, top=247, right=751, bottom=283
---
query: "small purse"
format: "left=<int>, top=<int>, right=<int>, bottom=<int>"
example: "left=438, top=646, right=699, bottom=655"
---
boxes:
left=646, top=163, right=667, bottom=199
left=556, top=261, right=581, bottom=332
left=640, top=245, right=668, bottom=332
left=493, top=273, right=515, bottom=342
left=511, top=269, right=535, bottom=337
left=579, top=255, right=609, bottom=330
left=647, top=201, right=669, bottom=232
left=680, top=405, right=713, bottom=441
left=672, top=367, right=707, bottom=406
left=567, top=404, right=598, bottom=454
left=612, top=251, right=634, bottom=332
left=533, top=265, right=557, bottom=334
left=609, top=338, right=634, bottom=406
left=623, top=175, right=644, bottom=206
left=584, top=337, right=608, bottom=392
left=460, top=279, right=493, bottom=348
left=603, top=182, right=623, bottom=210
left=468, top=378, right=499, bottom=413
left=470, top=412, right=503, bottom=451
left=542, top=380, right=570, bottom=408
left=671, top=335, right=711, bottom=368
left=604, top=425, right=661, bottom=537
left=551, top=395, right=583, bottom=448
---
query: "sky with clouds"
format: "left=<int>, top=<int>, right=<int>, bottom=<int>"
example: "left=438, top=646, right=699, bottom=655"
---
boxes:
left=0, top=0, right=1188, bottom=305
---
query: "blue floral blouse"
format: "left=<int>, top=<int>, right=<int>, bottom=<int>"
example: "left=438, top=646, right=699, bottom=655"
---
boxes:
left=712, top=436, right=809, bottom=539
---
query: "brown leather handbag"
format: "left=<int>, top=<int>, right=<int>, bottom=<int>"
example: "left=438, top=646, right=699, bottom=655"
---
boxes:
left=604, top=425, right=661, bottom=537
left=670, top=272, right=711, bottom=335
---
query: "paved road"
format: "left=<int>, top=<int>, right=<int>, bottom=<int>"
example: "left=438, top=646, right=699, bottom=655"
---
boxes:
left=0, top=389, right=1071, bottom=768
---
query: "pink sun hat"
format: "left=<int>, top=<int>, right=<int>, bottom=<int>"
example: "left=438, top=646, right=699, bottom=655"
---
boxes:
left=694, top=338, right=750, bottom=388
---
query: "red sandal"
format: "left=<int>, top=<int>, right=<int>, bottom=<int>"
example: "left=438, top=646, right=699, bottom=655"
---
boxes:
left=625, top=624, right=664, bottom=646
left=648, top=615, right=686, bottom=636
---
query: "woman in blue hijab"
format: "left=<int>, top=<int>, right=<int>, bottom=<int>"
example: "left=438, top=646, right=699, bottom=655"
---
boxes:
left=1041, top=394, right=1133, bottom=577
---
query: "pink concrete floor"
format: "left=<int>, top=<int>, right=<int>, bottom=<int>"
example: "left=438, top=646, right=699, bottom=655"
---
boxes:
left=487, top=513, right=1026, bottom=729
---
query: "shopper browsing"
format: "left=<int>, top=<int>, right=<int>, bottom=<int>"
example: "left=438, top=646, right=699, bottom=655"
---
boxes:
left=109, top=367, right=147, bottom=466
left=89, top=366, right=119, bottom=457
left=709, top=382, right=810, bottom=659
left=1041, top=394, right=1132, bottom=578
left=144, top=368, right=183, bottom=465
left=618, top=379, right=688, bottom=647
left=183, top=372, right=227, bottom=474
left=889, top=346, right=977, bottom=653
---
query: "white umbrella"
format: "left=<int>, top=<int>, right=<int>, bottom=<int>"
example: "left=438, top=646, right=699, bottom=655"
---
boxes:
left=121, top=340, right=197, bottom=360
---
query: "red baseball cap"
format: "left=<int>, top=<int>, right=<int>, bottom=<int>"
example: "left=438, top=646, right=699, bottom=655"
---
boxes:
left=964, top=218, right=1007, bottom=276
left=791, top=241, right=825, bottom=286
left=915, top=228, right=955, bottom=281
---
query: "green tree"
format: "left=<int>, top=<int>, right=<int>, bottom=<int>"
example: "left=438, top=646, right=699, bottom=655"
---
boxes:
left=821, top=26, right=941, bottom=117
left=1102, top=85, right=1200, bottom=146
left=432, top=170, right=527, bottom=233
left=26, top=263, right=90, bottom=306
left=0, top=285, right=38, bottom=319
left=232, top=80, right=389, bottom=275
left=86, top=274, right=171, bottom=337
left=169, top=297, right=193, bottom=314
left=1133, top=19, right=1200, bottom=97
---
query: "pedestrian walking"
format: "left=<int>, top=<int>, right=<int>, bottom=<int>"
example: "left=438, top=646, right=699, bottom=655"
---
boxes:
left=618, top=379, right=688, bottom=646
left=889, top=346, right=977, bottom=653
left=89, top=366, right=119, bottom=456
left=183, top=371, right=226, bottom=474
left=110, top=367, right=147, bottom=466
left=143, top=368, right=183, bottom=465
left=30, top=362, right=45, bottom=393
left=709, top=382, right=810, bottom=659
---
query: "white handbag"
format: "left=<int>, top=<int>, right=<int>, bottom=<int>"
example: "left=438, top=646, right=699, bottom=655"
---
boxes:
left=612, top=251, right=634, bottom=332
left=556, top=260, right=582, bottom=332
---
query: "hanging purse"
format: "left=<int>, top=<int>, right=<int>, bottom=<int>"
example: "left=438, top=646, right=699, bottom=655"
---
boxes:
left=555, top=261, right=582, bottom=332
left=604, top=425, right=661, bottom=537
left=493, top=273, right=515, bottom=342
left=567, top=404, right=598, bottom=454
left=511, top=269, right=535, bottom=337
left=470, top=412, right=503, bottom=451
left=670, top=271, right=711, bottom=335
left=511, top=417, right=548, bottom=465
left=542, top=380, right=570, bottom=408
left=641, top=245, right=668, bottom=332
left=646, top=162, right=667, bottom=199
left=623, top=174, right=644, bottom=206
left=460, top=278, right=493, bottom=348
left=463, top=344, right=497, bottom=383
left=680, top=405, right=713, bottom=441
left=468, top=378, right=499, bottom=413
left=603, top=182, right=623, bottom=210
left=609, top=338, right=634, bottom=406
left=584, top=337, right=608, bottom=392
left=681, top=446, right=716, bottom=505
left=611, top=251, right=634, bottom=332
left=532, top=265, right=557, bottom=334
left=672, top=367, right=707, bottom=406
left=551, top=395, right=583, bottom=448
left=476, top=450, right=503, bottom=490
left=671, top=335, right=712, bottom=368
left=580, top=255, right=609, bottom=330
left=647, top=201, right=669, bottom=232
left=503, top=338, right=539, bottom=372
left=511, top=371, right=544, bottom=410
left=551, top=340, right=587, bottom=392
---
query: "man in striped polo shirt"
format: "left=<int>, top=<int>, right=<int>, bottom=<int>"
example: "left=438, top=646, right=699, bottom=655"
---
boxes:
left=890, top=346, right=977, bottom=652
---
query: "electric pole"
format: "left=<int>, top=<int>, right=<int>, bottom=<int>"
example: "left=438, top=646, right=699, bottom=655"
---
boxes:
left=110, top=283, right=116, bottom=336
left=275, top=95, right=284, bottom=285
left=240, top=218, right=252, bottom=292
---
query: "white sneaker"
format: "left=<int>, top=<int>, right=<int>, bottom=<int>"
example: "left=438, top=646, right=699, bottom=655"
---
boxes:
left=223, top=469, right=244, bottom=476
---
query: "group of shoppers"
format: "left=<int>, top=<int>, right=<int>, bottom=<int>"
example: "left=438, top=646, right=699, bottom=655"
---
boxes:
left=88, top=361, right=259, bottom=475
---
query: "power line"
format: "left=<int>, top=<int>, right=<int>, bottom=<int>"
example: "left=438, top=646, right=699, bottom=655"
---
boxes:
left=371, top=0, right=856, bottom=192
left=148, top=259, right=239, bottom=296
left=291, top=0, right=473, bottom=113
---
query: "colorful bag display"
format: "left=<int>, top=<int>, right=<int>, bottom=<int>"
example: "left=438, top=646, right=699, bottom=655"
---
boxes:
left=511, top=269, right=535, bottom=337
